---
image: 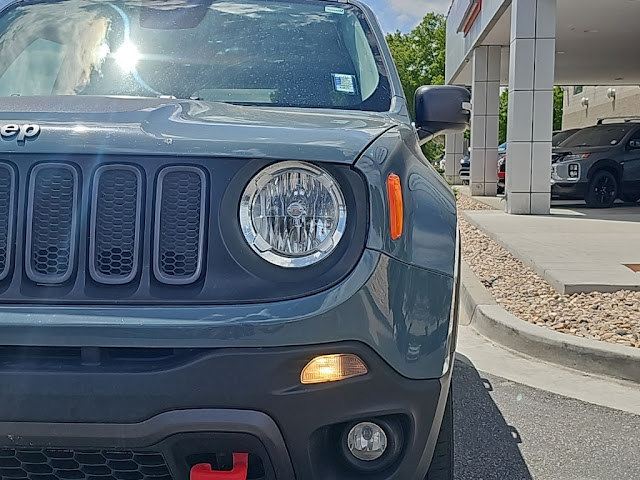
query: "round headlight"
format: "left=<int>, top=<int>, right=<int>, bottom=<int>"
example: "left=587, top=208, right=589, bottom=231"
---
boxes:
left=239, top=162, right=347, bottom=268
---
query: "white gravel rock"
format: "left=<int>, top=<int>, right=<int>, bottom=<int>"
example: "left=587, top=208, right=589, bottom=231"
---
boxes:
left=457, top=194, right=640, bottom=349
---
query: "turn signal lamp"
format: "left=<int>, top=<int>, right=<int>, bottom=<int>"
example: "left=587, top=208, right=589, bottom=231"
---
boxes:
left=387, top=174, right=403, bottom=240
left=300, top=354, right=368, bottom=385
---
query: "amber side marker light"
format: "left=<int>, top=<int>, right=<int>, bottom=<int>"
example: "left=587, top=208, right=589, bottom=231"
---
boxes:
left=301, top=354, right=368, bottom=385
left=387, top=174, right=403, bottom=240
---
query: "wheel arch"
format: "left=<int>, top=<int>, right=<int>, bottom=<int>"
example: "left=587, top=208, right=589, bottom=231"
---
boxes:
left=586, top=159, right=622, bottom=183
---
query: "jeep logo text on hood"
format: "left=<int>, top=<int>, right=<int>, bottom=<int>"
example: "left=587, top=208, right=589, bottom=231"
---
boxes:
left=0, top=124, right=41, bottom=144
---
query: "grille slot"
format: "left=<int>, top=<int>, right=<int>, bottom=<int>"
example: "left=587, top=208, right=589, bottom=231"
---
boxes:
left=0, top=163, right=16, bottom=281
left=0, top=448, right=172, bottom=480
left=90, top=165, right=143, bottom=284
left=154, top=167, right=206, bottom=285
left=25, top=163, right=79, bottom=284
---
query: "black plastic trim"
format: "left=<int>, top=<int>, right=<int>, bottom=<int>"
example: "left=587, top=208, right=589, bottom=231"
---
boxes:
left=0, top=341, right=449, bottom=479
left=0, top=409, right=295, bottom=479
left=153, top=166, right=207, bottom=285
left=0, top=162, right=16, bottom=282
left=89, top=164, right=144, bottom=285
left=25, top=162, right=79, bottom=284
left=551, top=181, right=587, bottom=199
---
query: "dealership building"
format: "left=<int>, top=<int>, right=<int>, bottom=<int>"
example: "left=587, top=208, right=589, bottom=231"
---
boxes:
left=444, top=0, right=640, bottom=214
left=562, top=85, right=640, bottom=129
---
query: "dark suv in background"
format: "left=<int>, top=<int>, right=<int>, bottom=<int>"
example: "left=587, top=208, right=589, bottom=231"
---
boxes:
left=552, top=128, right=581, bottom=147
left=497, top=129, right=581, bottom=195
left=552, top=118, right=640, bottom=208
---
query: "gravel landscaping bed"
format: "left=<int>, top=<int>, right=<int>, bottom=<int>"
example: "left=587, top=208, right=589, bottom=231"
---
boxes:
left=457, top=194, right=640, bottom=349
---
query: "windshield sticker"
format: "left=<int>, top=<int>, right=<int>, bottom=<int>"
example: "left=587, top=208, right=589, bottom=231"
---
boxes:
left=332, top=74, right=356, bottom=95
left=325, top=6, right=345, bottom=15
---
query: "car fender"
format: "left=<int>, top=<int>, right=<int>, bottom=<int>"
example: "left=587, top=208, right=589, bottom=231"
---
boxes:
left=586, top=158, right=623, bottom=181
left=355, top=126, right=457, bottom=278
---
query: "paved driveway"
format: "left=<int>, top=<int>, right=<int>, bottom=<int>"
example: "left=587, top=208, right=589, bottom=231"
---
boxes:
left=452, top=324, right=640, bottom=480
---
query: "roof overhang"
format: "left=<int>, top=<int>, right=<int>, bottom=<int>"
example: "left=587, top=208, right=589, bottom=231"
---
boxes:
left=448, top=0, right=640, bottom=86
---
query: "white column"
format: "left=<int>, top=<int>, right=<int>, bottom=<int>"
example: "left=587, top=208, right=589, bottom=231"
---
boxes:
left=506, top=0, right=556, bottom=214
left=445, top=133, right=465, bottom=184
left=470, top=46, right=501, bottom=197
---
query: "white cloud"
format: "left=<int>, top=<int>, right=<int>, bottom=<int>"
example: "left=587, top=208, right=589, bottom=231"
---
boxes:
left=375, top=0, right=450, bottom=32
left=388, top=0, right=450, bottom=15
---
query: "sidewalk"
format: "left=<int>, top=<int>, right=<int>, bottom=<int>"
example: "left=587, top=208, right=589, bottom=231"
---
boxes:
left=456, top=187, right=640, bottom=294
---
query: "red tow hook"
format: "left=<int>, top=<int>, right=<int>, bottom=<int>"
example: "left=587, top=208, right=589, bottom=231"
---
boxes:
left=190, top=453, right=249, bottom=480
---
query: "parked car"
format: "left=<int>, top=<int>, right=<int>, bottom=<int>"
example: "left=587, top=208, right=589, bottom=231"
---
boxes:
left=552, top=128, right=581, bottom=147
left=459, top=149, right=470, bottom=184
left=497, top=142, right=507, bottom=194
left=497, top=130, right=583, bottom=195
left=552, top=118, right=640, bottom=207
left=0, top=0, right=469, bottom=479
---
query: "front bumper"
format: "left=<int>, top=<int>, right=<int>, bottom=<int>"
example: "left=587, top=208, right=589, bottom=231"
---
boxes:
left=0, top=249, right=458, bottom=479
left=551, top=181, right=588, bottom=199
left=0, top=342, right=452, bottom=480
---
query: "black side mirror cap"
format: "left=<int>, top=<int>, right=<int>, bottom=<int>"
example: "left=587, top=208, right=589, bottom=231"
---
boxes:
left=414, top=85, right=471, bottom=145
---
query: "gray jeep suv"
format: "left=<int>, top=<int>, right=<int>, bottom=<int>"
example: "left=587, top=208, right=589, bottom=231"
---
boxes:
left=552, top=119, right=640, bottom=208
left=0, top=0, right=469, bottom=479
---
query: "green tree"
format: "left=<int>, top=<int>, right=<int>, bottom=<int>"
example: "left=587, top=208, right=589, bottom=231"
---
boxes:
left=386, top=13, right=446, bottom=162
left=498, top=89, right=509, bottom=144
left=553, top=86, right=564, bottom=131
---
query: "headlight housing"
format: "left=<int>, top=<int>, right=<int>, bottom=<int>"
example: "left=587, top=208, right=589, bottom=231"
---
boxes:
left=563, top=153, right=590, bottom=162
left=239, top=161, right=347, bottom=268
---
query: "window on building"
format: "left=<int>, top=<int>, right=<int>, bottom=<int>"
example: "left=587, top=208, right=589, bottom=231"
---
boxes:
left=573, top=86, right=584, bottom=95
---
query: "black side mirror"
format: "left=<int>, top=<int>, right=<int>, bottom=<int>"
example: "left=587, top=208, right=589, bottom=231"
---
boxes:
left=414, top=85, right=471, bottom=145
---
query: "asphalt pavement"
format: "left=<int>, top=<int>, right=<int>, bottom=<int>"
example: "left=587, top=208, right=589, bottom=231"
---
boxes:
left=453, top=327, right=640, bottom=480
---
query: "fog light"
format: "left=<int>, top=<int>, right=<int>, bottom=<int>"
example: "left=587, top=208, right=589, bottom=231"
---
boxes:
left=300, top=354, right=367, bottom=385
left=339, top=418, right=404, bottom=472
left=347, top=422, right=387, bottom=461
left=569, top=163, right=580, bottom=178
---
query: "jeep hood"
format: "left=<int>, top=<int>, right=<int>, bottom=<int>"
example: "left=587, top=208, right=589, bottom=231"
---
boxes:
left=0, top=96, right=397, bottom=164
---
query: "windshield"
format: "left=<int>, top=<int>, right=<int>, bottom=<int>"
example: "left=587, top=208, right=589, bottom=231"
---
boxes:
left=552, top=129, right=579, bottom=147
left=560, top=125, right=632, bottom=147
left=0, top=0, right=392, bottom=111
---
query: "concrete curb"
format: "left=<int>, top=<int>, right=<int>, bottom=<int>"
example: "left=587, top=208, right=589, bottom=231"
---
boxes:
left=460, top=260, right=640, bottom=383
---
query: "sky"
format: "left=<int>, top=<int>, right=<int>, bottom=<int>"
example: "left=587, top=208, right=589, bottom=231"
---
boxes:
left=364, top=0, right=451, bottom=33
